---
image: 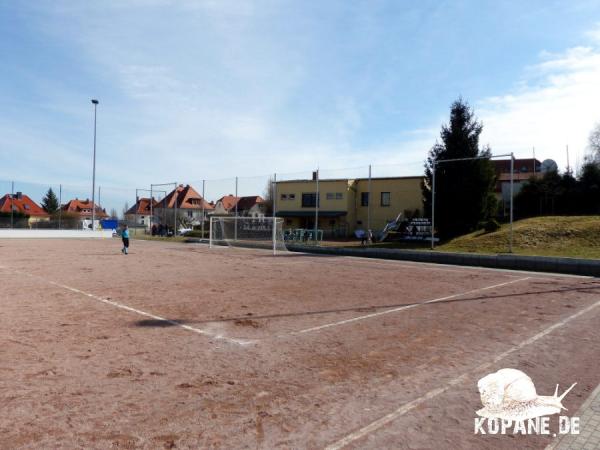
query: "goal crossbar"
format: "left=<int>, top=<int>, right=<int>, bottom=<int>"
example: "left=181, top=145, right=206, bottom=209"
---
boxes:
left=209, top=216, right=286, bottom=255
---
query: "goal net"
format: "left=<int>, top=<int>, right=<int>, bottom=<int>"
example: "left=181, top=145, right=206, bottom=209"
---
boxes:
left=209, top=216, right=287, bottom=254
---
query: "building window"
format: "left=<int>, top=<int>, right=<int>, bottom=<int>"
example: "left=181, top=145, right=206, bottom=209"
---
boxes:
left=141, top=219, right=145, bottom=225
left=302, top=193, right=318, bottom=207
left=381, top=192, right=391, bottom=207
left=326, top=193, right=334, bottom=200
left=281, top=194, right=288, bottom=200
left=289, top=193, right=295, bottom=200
left=361, top=192, right=369, bottom=206
left=188, top=211, right=193, bottom=218
left=335, top=193, right=343, bottom=200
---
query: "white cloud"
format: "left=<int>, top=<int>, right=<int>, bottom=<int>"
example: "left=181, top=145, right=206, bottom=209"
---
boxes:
left=5, top=3, right=600, bottom=215
left=477, top=30, right=600, bottom=171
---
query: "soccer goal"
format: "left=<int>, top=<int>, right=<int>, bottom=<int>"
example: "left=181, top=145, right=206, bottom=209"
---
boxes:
left=209, top=216, right=287, bottom=254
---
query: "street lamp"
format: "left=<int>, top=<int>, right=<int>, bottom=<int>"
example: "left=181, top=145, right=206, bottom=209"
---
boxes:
left=91, top=99, right=99, bottom=230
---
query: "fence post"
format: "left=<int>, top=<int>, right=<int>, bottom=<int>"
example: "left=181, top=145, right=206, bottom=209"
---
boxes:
left=10, top=181, right=14, bottom=229
left=58, top=184, right=62, bottom=230
left=174, top=182, right=178, bottom=235
left=314, top=169, right=319, bottom=243
left=272, top=173, right=277, bottom=255
left=367, top=165, right=371, bottom=234
left=202, top=179, right=206, bottom=240
left=431, top=164, right=436, bottom=249
left=510, top=153, right=514, bottom=253
left=234, top=176, right=238, bottom=241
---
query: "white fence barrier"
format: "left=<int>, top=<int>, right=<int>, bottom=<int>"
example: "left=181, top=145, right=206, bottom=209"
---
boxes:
left=0, top=230, right=115, bottom=239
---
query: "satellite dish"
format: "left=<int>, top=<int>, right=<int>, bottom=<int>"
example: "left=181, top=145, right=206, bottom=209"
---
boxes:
left=541, top=159, right=558, bottom=173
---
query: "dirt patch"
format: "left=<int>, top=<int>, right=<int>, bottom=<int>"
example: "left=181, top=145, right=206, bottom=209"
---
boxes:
left=0, top=239, right=599, bottom=449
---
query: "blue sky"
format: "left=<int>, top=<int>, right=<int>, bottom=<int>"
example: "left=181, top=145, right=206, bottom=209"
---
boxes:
left=1, top=1, right=600, bottom=211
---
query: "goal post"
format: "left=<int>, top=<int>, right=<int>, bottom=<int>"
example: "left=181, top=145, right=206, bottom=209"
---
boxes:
left=209, top=216, right=286, bottom=255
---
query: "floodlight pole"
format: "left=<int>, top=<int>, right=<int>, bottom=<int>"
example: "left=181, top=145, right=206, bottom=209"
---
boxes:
left=431, top=153, right=514, bottom=252
left=91, top=99, right=99, bottom=231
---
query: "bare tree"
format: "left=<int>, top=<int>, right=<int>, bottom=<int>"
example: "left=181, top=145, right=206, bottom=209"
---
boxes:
left=122, top=202, right=129, bottom=219
left=263, top=176, right=274, bottom=215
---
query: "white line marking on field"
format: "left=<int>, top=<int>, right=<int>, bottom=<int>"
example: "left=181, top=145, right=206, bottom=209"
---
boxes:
left=293, top=277, right=530, bottom=335
left=0, top=267, right=253, bottom=346
left=324, top=296, right=600, bottom=450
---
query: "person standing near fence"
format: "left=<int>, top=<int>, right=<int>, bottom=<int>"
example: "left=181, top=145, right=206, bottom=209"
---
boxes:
left=121, top=223, right=130, bottom=255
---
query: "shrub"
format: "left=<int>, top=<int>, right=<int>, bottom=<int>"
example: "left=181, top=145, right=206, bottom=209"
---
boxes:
left=483, top=219, right=501, bottom=233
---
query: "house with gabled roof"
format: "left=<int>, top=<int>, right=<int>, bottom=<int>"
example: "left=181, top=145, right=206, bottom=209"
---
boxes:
left=0, top=192, right=49, bottom=226
left=213, top=195, right=266, bottom=218
left=153, top=184, right=214, bottom=226
left=124, top=197, right=158, bottom=229
left=62, top=198, right=108, bottom=219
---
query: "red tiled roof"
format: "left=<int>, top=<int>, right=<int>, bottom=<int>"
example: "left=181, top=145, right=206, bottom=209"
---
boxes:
left=216, top=195, right=265, bottom=212
left=236, top=196, right=264, bottom=211
left=62, top=198, right=108, bottom=218
left=126, top=197, right=158, bottom=215
left=156, top=185, right=214, bottom=210
left=217, top=195, right=240, bottom=211
left=0, top=194, right=49, bottom=217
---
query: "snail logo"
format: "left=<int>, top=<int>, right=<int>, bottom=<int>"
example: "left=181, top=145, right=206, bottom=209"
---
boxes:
left=474, top=368, right=580, bottom=435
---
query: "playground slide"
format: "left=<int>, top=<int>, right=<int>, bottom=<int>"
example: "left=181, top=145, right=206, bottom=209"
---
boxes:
left=378, top=212, right=404, bottom=242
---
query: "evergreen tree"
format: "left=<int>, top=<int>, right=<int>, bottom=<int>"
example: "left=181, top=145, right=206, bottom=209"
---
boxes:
left=579, top=161, right=600, bottom=214
left=41, top=187, right=59, bottom=214
left=423, top=99, right=497, bottom=239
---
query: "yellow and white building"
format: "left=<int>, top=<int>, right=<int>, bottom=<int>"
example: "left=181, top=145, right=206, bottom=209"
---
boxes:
left=275, top=176, right=424, bottom=238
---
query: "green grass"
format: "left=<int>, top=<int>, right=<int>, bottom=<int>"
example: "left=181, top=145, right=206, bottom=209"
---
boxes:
left=438, top=216, right=600, bottom=259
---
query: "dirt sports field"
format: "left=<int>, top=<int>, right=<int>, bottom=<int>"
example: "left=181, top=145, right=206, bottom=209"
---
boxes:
left=0, top=238, right=599, bottom=449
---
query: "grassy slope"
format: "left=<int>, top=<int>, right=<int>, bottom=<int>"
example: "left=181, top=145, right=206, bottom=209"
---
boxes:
left=130, top=216, right=600, bottom=259
left=439, top=216, right=600, bottom=259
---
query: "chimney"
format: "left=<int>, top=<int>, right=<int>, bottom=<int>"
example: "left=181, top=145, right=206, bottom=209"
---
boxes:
left=16, top=192, right=23, bottom=199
